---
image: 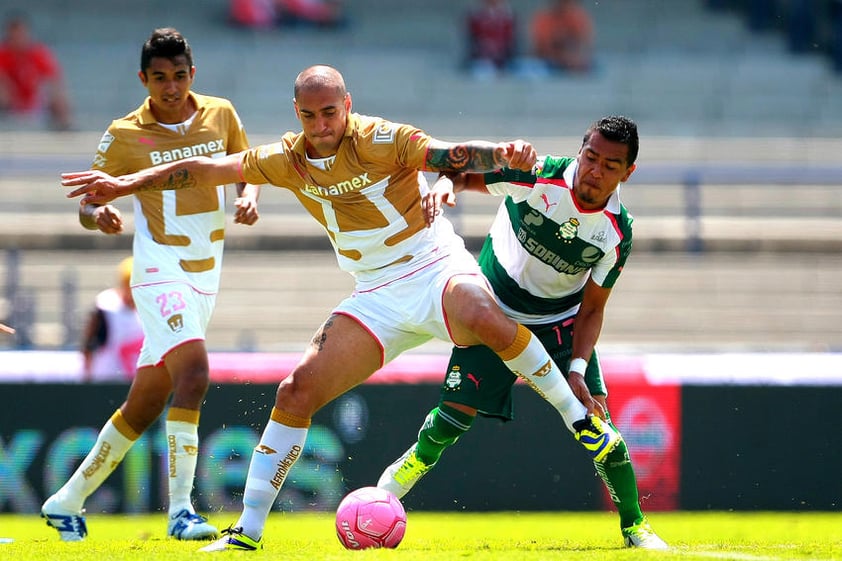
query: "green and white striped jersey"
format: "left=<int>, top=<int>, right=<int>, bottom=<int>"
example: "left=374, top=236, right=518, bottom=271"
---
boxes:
left=478, top=155, right=633, bottom=325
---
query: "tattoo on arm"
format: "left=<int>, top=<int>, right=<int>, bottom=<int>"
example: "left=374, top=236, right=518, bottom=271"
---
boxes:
left=136, top=167, right=197, bottom=193
left=426, top=143, right=506, bottom=173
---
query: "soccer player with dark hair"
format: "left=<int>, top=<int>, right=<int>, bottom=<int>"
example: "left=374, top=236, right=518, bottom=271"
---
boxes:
left=378, top=116, right=668, bottom=550
left=41, top=27, right=260, bottom=542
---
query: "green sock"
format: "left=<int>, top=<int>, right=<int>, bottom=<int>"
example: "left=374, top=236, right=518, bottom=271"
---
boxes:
left=593, top=422, right=645, bottom=529
left=415, top=404, right=475, bottom=465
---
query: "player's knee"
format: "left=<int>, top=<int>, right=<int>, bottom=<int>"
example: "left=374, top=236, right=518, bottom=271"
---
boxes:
left=172, top=365, right=210, bottom=403
left=275, top=373, right=321, bottom=416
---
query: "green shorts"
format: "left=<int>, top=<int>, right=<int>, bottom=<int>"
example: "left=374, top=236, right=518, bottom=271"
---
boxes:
left=438, top=318, right=606, bottom=421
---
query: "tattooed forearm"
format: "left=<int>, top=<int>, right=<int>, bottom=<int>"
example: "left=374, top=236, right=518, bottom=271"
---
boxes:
left=426, top=141, right=507, bottom=173
left=135, top=167, right=197, bottom=193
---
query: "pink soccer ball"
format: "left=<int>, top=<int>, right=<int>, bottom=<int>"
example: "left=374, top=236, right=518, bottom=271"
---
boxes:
left=335, top=486, right=407, bottom=550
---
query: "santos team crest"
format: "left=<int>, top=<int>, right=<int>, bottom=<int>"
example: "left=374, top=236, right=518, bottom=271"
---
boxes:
left=445, top=366, right=463, bottom=390
left=556, top=218, right=580, bottom=242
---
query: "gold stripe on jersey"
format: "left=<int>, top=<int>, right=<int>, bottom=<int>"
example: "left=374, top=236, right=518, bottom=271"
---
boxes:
left=180, top=257, right=215, bottom=273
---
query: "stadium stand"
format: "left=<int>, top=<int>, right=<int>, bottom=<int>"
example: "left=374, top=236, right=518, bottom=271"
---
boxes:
left=2, top=0, right=841, bottom=353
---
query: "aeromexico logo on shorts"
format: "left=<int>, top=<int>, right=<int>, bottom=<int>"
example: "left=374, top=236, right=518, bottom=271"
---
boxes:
left=167, top=314, right=184, bottom=333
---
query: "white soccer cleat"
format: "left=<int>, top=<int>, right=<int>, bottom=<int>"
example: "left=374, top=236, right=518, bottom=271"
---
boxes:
left=168, top=509, right=219, bottom=540
left=41, top=495, right=87, bottom=542
left=377, top=443, right=434, bottom=499
left=622, top=519, right=669, bottom=550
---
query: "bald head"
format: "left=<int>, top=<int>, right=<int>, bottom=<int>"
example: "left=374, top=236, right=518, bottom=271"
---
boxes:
left=294, top=65, right=347, bottom=100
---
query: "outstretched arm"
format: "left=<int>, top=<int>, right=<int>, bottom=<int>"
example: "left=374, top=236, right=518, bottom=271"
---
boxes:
left=425, top=139, right=536, bottom=174
left=62, top=153, right=244, bottom=205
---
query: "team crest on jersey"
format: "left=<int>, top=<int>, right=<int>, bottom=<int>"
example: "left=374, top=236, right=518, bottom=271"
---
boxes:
left=97, top=132, right=115, bottom=153
left=167, top=314, right=184, bottom=333
left=444, top=366, right=463, bottom=390
left=556, top=218, right=580, bottom=242
left=373, top=123, right=395, bottom=144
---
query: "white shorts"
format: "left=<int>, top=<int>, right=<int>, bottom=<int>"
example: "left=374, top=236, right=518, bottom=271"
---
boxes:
left=334, top=247, right=485, bottom=365
left=133, top=282, right=216, bottom=368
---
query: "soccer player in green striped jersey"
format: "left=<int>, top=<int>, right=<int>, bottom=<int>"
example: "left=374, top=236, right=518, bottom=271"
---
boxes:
left=378, top=115, right=667, bottom=550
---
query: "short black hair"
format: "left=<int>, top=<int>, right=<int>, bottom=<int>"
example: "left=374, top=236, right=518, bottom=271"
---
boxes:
left=140, top=27, right=192, bottom=74
left=583, top=115, right=639, bottom=166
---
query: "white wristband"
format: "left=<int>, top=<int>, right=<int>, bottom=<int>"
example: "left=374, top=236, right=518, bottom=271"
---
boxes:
left=568, top=357, right=588, bottom=375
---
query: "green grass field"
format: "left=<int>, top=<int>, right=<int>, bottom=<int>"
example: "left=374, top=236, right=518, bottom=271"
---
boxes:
left=1, top=511, right=840, bottom=561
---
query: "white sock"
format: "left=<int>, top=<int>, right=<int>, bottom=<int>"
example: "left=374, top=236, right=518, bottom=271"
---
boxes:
left=237, top=418, right=308, bottom=540
left=499, top=326, right=588, bottom=432
left=166, top=419, right=199, bottom=515
left=48, top=414, right=135, bottom=513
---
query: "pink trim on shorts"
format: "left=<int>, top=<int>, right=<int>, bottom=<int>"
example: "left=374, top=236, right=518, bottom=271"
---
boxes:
left=132, top=280, right=217, bottom=296
left=137, top=337, right=205, bottom=369
left=333, top=310, right=386, bottom=368
left=355, top=254, right=450, bottom=294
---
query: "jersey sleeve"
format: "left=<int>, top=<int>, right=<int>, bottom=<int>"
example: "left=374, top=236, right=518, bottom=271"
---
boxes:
left=590, top=212, right=633, bottom=289
left=224, top=102, right=249, bottom=155
left=483, top=167, right=537, bottom=199
left=90, top=123, right=130, bottom=176
left=354, top=116, right=432, bottom=171
left=239, top=141, right=290, bottom=187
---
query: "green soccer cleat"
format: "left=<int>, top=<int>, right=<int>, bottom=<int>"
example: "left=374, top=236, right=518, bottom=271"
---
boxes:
left=622, top=519, right=669, bottom=550
left=573, top=415, right=621, bottom=463
left=198, top=526, right=262, bottom=552
left=377, top=443, right=434, bottom=499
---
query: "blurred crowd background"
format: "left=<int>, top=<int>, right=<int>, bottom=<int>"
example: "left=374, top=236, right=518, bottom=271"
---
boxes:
left=2, top=0, right=841, bottom=359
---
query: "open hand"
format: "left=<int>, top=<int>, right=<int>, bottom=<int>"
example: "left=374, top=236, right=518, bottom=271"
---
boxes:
left=62, top=170, right=124, bottom=205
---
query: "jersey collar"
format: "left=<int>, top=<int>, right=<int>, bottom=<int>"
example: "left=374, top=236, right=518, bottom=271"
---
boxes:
left=138, top=91, right=203, bottom=126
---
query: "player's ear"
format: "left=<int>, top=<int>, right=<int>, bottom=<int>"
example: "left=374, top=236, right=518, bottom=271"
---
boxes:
left=138, top=70, right=147, bottom=86
left=344, top=92, right=352, bottom=113
left=621, top=163, right=636, bottom=183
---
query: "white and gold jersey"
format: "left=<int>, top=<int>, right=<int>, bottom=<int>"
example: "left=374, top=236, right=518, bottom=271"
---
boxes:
left=240, top=113, right=466, bottom=288
left=92, top=92, right=249, bottom=294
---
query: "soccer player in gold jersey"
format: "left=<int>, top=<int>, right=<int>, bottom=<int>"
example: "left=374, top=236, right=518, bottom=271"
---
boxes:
left=42, top=28, right=260, bottom=542
left=62, top=64, right=621, bottom=552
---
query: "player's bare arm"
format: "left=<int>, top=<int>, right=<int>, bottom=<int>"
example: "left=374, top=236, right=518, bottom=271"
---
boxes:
left=568, top=278, right=613, bottom=419
left=62, top=153, right=243, bottom=205
left=426, top=139, right=534, bottom=173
